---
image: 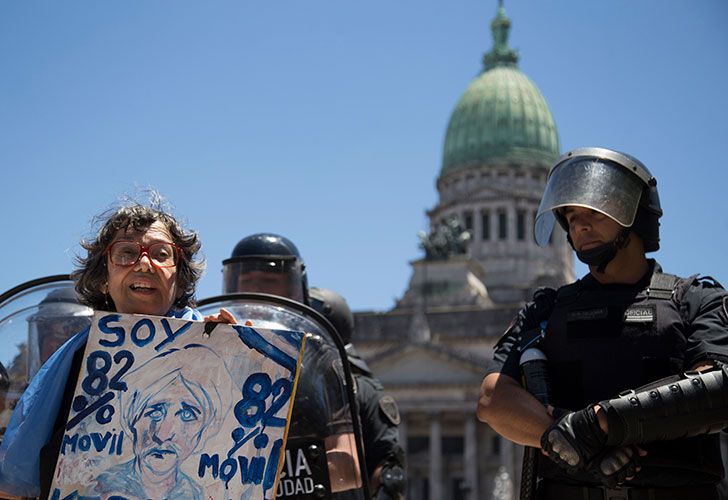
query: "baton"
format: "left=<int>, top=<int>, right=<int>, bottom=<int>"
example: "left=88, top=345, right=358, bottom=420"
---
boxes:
left=519, top=347, right=551, bottom=500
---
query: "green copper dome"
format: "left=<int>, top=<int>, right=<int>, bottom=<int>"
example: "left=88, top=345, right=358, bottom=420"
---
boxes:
left=441, top=3, right=559, bottom=174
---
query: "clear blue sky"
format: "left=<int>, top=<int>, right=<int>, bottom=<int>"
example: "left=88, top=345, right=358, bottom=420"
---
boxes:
left=1, top=0, right=726, bottom=311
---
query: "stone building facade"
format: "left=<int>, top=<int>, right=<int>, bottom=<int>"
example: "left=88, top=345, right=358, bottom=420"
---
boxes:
left=353, top=4, right=573, bottom=499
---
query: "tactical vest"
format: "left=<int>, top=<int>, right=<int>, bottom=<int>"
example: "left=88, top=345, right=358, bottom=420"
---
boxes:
left=542, top=271, right=691, bottom=411
left=537, top=269, right=724, bottom=485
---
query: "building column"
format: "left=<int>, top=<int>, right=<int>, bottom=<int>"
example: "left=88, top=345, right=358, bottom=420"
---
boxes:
left=429, top=413, right=442, bottom=500
left=501, top=435, right=516, bottom=495
left=508, top=204, right=516, bottom=244
left=526, top=204, right=535, bottom=251
left=467, top=206, right=479, bottom=242
left=399, top=413, right=408, bottom=457
left=464, top=417, right=478, bottom=500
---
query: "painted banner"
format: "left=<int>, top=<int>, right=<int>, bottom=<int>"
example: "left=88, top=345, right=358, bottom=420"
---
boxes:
left=50, top=312, right=306, bottom=500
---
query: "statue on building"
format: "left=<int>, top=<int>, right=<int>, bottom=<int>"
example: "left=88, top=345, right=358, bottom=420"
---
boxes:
left=418, top=218, right=471, bottom=261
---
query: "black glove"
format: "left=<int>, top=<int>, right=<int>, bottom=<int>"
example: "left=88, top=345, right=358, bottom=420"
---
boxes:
left=376, top=464, right=405, bottom=500
left=587, top=446, right=641, bottom=487
left=540, top=405, right=607, bottom=472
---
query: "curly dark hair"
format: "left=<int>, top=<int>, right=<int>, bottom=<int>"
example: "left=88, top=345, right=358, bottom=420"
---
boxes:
left=72, top=203, right=205, bottom=311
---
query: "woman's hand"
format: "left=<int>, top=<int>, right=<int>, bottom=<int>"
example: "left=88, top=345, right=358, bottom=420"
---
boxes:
left=203, top=307, right=238, bottom=324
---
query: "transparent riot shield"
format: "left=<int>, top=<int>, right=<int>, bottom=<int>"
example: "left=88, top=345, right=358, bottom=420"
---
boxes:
left=0, top=275, right=93, bottom=444
left=198, top=293, right=371, bottom=499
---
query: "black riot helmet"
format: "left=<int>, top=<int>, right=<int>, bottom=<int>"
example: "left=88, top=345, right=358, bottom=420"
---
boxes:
left=26, top=287, right=93, bottom=378
left=309, top=287, right=355, bottom=345
left=535, top=147, right=662, bottom=270
left=222, top=233, right=309, bottom=304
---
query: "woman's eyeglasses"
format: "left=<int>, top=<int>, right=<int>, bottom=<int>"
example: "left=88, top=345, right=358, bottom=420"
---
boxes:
left=106, top=241, right=181, bottom=268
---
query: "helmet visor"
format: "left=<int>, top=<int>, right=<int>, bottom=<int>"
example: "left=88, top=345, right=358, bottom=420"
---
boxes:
left=534, top=158, right=645, bottom=246
left=222, top=257, right=305, bottom=302
left=27, top=299, right=93, bottom=378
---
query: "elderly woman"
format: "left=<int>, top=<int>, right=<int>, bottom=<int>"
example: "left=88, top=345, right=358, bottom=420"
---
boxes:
left=0, top=200, right=233, bottom=499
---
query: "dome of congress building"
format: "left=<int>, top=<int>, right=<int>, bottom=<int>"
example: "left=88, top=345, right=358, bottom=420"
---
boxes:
left=441, top=3, right=559, bottom=174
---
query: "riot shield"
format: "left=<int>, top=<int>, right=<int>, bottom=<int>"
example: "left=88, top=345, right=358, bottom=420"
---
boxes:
left=198, top=293, right=371, bottom=499
left=0, top=275, right=93, bottom=444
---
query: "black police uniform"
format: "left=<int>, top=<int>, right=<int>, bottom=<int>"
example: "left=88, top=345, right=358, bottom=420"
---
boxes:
left=347, top=346, right=405, bottom=496
left=486, top=260, right=728, bottom=497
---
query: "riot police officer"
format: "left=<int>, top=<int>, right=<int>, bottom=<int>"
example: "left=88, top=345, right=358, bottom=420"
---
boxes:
left=0, top=287, right=92, bottom=443
left=477, top=147, right=728, bottom=499
left=222, top=233, right=308, bottom=303
left=26, top=287, right=93, bottom=378
left=223, top=234, right=405, bottom=498
left=309, top=287, right=406, bottom=500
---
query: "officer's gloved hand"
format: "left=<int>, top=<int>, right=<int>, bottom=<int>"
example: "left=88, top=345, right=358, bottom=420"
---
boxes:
left=375, top=461, right=406, bottom=500
left=540, top=405, right=606, bottom=472
left=587, top=446, right=641, bottom=487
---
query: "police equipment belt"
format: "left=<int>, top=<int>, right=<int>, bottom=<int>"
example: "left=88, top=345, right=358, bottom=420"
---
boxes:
left=540, top=482, right=718, bottom=500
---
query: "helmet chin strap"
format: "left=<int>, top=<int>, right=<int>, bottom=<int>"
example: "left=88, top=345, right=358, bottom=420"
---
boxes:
left=569, top=228, right=631, bottom=273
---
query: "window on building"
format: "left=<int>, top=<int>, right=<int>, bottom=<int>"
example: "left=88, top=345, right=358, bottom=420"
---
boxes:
left=442, top=436, right=464, bottom=455
left=517, top=210, right=526, bottom=241
left=491, top=435, right=501, bottom=455
left=451, top=478, right=467, bottom=500
left=407, top=436, right=429, bottom=455
left=498, top=210, right=507, bottom=240
left=481, top=211, right=490, bottom=241
left=408, top=478, right=429, bottom=500
left=463, top=211, right=473, bottom=232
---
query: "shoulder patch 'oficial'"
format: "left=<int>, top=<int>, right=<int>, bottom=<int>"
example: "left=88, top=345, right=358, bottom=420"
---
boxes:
left=379, top=395, right=401, bottom=426
left=624, top=304, right=656, bottom=324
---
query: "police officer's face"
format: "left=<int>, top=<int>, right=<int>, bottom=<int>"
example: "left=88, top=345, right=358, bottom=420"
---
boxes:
left=106, top=221, right=181, bottom=316
left=40, top=323, right=76, bottom=363
left=563, top=206, right=622, bottom=251
left=236, top=271, right=301, bottom=301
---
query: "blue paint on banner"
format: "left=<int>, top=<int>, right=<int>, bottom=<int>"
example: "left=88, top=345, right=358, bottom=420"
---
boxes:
left=154, top=318, right=193, bottom=351
left=98, top=314, right=124, bottom=347
left=232, top=325, right=297, bottom=372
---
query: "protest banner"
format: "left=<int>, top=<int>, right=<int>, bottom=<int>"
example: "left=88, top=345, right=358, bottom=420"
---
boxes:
left=49, top=312, right=305, bottom=500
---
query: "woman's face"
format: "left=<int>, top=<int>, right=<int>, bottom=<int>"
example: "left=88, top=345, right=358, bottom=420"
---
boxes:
left=106, top=221, right=180, bottom=316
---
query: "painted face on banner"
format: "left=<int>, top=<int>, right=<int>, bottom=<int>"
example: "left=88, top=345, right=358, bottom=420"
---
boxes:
left=134, top=377, right=205, bottom=475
